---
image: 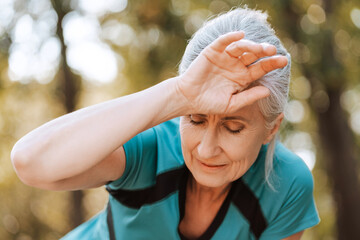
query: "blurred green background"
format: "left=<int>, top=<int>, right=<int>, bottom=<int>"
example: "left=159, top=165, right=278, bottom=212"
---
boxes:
left=1, top=0, right=360, bottom=239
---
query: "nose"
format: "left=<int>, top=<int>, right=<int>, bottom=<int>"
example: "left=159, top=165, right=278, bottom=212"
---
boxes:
left=196, top=129, right=221, bottom=160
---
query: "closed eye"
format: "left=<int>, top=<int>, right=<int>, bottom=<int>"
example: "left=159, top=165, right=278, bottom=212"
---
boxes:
left=222, top=122, right=244, bottom=134
left=190, top=119, right=204, bottom=125
left=225, top=127, right=243, bottom=134
left=188, top=115, right=206, bottom=125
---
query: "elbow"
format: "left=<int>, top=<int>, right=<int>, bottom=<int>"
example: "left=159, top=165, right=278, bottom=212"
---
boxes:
left=11, top=144, right=43, bottom=187
left=11, top=142, right=66, bottom=190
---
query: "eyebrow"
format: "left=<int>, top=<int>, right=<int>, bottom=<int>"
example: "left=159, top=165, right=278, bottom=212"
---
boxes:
left=192, top=114, right=250, bottom=123
left=222, top=116, right=250, bottom=123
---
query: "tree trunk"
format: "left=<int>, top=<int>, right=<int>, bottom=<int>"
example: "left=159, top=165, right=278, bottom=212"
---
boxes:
left=51, top=0, right=84, bottom=228
left=317, top=88, right=360, bottom=239
left=283, top=1, right=360, bottom=239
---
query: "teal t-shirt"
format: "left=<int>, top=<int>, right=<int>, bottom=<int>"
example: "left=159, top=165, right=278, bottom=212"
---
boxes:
left=61, top=118, right=320, bottom=240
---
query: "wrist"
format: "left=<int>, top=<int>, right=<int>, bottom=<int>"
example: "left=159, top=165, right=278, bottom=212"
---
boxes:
left=162, top=76, right=192, bottom=117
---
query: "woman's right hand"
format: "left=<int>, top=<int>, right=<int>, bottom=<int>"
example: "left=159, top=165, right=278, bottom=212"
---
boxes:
left=176, top=31, right=288, bottom=115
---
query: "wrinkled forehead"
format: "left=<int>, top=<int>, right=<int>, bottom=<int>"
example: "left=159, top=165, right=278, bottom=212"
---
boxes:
left=180, top=101, right=265, bottom=123
left=225, top=102, right=264, bottom=121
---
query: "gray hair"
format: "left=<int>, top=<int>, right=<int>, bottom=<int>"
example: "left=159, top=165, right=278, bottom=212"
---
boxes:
left=178, top=7, right=291, bottom=189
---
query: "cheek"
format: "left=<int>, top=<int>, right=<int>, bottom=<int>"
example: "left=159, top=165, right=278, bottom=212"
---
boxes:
left=179, top=121, right=199, bottom=160
left=229, top=139, right=261, bottom=161
left=180, top=121, right=196, bottom=144
left=223, top=132, right=261, bottom=158
left=223, top=133, right=264, bottom=176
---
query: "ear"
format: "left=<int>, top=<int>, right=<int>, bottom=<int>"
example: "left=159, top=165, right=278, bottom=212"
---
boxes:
left=263, top=113, right=284, bottom=144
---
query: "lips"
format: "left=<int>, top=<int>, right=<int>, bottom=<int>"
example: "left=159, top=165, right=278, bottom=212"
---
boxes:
left=199, top=160, right=227, bottom=169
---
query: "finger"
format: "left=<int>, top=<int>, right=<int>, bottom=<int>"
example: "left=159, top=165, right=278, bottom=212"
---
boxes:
left=239, top=52, right=258, bottom=66
left=225, top=40, right=262, bottom=58
left=209, top=31, right=245, bottom=52
left=227, top=86, right=270, bottom=113
left=247, top=55, right=288, bottom=80
left=262, top=43, right=277, bottom=56
left=226, top=41, right=277, bottom=59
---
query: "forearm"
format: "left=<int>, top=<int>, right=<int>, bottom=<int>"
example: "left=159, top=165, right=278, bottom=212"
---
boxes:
left=11, top=77, right=186, bottom=184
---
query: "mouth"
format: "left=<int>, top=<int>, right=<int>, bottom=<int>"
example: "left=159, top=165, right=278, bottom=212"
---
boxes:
left=199, top=161, right=227, bottom=170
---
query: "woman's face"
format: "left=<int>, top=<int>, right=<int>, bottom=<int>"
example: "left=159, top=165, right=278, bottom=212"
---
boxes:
left=180, top=103, right=272, bottom=188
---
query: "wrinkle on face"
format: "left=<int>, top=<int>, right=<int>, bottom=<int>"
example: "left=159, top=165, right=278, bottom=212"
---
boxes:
left=180, top=102, right=270, bottom=190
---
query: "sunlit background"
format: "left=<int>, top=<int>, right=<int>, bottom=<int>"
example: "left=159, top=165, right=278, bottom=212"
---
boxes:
left=1, top=0, right=360, bottom=239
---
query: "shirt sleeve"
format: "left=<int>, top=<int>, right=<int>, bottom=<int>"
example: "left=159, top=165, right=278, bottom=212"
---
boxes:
left=260, top=162, right=320, bottom=239
left=106, top=127, right=158, bottom=190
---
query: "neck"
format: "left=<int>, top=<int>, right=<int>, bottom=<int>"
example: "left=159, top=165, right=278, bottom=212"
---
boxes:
left=188, top=175, right=231, bottom=203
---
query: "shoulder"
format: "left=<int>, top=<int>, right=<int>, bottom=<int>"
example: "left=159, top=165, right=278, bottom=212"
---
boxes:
left=260, top=143, right=319, bottom=238
left=244, top=142, right=313, bottom=192
left=241, top=143, right=319, bottom=239
left=272, top=143, right=314, bottom=192
left=242, top=142, right=317, bottom=220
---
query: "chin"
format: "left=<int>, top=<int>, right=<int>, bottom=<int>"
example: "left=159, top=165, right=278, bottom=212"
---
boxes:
left=191, top=172, right=229, bottom=188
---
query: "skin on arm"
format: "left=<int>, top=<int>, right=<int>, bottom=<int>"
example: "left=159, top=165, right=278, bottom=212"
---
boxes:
left=36, top=146, right=126, bottom=191
left=11, top=79, right=186, bottom=190
left=11, top=31, right=288, bottom=191
left=282, top=230, right=304, bottom=240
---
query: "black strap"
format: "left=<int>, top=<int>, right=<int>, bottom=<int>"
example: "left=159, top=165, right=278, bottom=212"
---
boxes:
left=106, top=203, right=116, bottom=240
left=232, top=179, right=268, bottom=239
left=106, top=167, right=186, bottom=208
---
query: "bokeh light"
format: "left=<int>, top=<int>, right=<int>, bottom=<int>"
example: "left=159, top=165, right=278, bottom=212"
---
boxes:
left=67, top=41, right=119, bottom=84
left=102, top=21, right=136, bottom=47
left=307, top=4, right=326, bottom=25
left=340, top=89, right=360, bottom=112
left=341, top=89, right=360, bottom=135
left=8, top=6, right=60, bottom=84
left=62, top=11, right=119, bottom=83
left=0, top=0, right=15, bottom=29
left=295, top=149, right=316, bottom=171
left=291, top=76, right=312, bottom=100
left=335, top=29, right=351, bottom=50
left=62, top=12, right=100, bottom=45
left=311, top=90, right=330, bottom=113
left=170, top=0, right=190, bottom=16
left=6, top=0, right=129, bottom=85
left=2, top=214, right=19, bottom=234
left=350, top=108, right=360, bottom=135
left=285, top=100, right=305, bottom=123
left=184, top=9, right=211, bottom=35
left=74, top=0, right=128, bottom=17
left=300, top=14, right=320, bottom=35
left=284, top=131, right=316, bottom=171
left=289, top=42, right=311, bottom=63
left=350, top=37, right=360, bottom=57
left=209, top=0, right=230, bottom=13
left=350, top=8, right=360, bottom=29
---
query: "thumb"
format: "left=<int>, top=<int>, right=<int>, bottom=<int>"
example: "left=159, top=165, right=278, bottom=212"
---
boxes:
left=226, top=86, right=270, bottom=113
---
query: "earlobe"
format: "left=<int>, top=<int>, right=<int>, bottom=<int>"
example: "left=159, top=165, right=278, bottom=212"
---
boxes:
left=263, top=113, right=284, bottom=144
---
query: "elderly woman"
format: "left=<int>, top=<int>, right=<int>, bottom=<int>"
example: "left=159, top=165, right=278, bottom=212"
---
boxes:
left=11, top=7, right=319, bottom=240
